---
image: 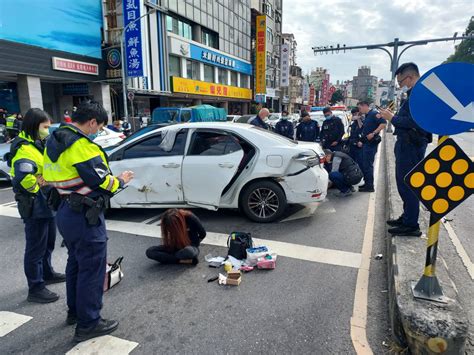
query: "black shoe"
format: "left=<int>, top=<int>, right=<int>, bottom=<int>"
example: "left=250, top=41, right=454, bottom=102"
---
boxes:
left=350, top=186, right=356, bottom=192
left=74, top=319, right=119, bottom=343
left=387, top=216, right=404, bottom=227
left=44, top=272, right=66, bottom=285
left=27, top=288, right=59, bottom=304
left=359, top=186, right=375, bottom=192
left=388, top=225, right=422, bottom=237
left=66, top=313, right=77, bottom=326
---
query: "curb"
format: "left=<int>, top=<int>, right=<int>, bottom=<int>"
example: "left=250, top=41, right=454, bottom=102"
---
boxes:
left=384, top=133, right=469, bottom=354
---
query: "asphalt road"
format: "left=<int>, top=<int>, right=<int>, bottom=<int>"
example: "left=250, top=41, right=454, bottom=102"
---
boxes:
left=0, top=151, right=392, bottom=354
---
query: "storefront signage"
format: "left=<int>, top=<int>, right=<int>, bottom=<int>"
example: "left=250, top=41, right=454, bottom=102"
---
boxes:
left=123, top=0, right=144, bottom=77
left=171, top=77, right=252, bottom=100
left=280, top=43, right=289, bottom=87
left=104, top=47, right=122, bottom=78
left=190, top=44, right=252, bottom=75
left=255, top=15, right=267, bottom=94
left=52, top=57, right=98, bottom=75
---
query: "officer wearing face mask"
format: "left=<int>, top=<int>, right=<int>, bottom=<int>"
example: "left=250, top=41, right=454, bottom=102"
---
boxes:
left=274, top=110, right=294, bottom=139
left=296, top=111, right=320, bottom=142
left=7, top=108, right=66, bottom=304
left=320, top=107, right=345, bottom=150
left=379, top=62, right=432, bottom=237
left=43, top=101, right=134, bottom=342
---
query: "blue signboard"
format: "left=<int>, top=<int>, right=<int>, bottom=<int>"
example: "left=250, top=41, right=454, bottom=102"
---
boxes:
left=123, top=0, right=144, bottom=77
left=410, top=62, right=474, bottom=135
left=190, top=45, right=252, bottom=76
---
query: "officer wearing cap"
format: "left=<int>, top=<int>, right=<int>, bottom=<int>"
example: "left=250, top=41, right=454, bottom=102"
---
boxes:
left=379, top=63, right=432, bottom=236
left=319, top=107, right=345, bottom=150
left=43, top=101, right=134, bottom=342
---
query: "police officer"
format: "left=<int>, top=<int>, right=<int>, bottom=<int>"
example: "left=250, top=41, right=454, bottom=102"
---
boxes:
left=249, top=108, right=270, bottom=129
left=274, top=110, right=294, bottom=139
left=9, top=108, right=65, bottom=303
left=379, top=63, right=432, bottom=236
left=324, top=149, right=363, bottom=197
left=43, top=102, right=134, bottom=342
left=357, top=101, right=386, bottom=192
left=296, top=111, right=319, bottom=142
left=320, top=107, right=345, bottom=150
left=6, top=112, right=19, bottom=140
left=347, top=107, right=364, bottom=168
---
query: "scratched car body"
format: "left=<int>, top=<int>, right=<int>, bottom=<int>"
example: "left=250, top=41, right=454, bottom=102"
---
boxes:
left=107, top=122, right=328, bottom=222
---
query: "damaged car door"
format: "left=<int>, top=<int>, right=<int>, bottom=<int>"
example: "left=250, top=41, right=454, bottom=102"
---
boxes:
left=109, top=129, right=187, bottom=207
left=182, top=129, right=244, bottom=209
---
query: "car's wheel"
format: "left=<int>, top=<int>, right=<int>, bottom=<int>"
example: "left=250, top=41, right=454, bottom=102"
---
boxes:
left=240, top=180, right=287, bottom=223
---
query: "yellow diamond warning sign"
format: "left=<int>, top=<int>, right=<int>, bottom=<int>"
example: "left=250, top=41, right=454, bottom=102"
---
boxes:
left=405, top=138, right=474, bottom=222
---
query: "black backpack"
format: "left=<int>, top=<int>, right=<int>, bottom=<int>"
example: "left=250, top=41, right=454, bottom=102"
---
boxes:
left=227, top=232, right=253, bottom=260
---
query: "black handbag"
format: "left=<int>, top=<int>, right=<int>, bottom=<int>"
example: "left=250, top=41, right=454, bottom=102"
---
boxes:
left=227, top=232, right=253, bottom=260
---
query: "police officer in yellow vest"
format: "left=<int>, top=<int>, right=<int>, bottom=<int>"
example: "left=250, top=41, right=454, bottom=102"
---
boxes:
left=43, top=101, right=134, bottom=343
left=6, top=113, right=19, bottom=140
left=8, top=108, right=66, bottom=303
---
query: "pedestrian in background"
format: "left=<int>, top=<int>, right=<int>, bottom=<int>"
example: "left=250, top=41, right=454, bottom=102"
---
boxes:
left=249, top=108, right=270, bottom=129
left=6, top=112, right=20, bottom=140
left=357, top=101, right=386, bottom=192
left=380, top=62, right=432, bottom=236
left=320, top=107, right=345, bottom=150
left=146, top=209, right=206, bottom=265
left=324, top=149, right=363, bottom=197
left=348, top=107, right=364, bottom=168
left=8, top=108, right=65, bottom=303
left=43, top=101, right=134, bottom=342
left=296, top=111, right=319, bottom=142
left=274, top=110, right=294, bottom=139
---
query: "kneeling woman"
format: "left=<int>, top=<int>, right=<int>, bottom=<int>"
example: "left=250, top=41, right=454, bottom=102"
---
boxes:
left=146, top=209, right=206, bottom=264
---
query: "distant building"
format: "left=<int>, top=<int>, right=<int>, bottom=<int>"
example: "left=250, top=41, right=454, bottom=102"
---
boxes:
left=281, top=33, right=301, bottom=113
left=352, top=66, right=378, bottom=102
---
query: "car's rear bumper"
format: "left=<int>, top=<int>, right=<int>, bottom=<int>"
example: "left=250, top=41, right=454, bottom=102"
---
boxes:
left=280, top=165, right=328, bottom=203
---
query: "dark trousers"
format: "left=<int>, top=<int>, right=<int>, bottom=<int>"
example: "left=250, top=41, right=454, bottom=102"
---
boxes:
left=328, top=171, right=352, bottom=193
left=349, top=145, right=363, bottom=169
left=362, top=144, right=378, bottom=188
left=394, top=140, right=427, bottom=228
left=57, top=202, right=107, bottom=329
left=23, top=217, right=56, bottom=292
left=146, top=245, right=199, bottom=264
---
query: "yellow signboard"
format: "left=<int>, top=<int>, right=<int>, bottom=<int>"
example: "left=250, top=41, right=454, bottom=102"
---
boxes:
left=171, top=77, right=252, bottom=100
left=255, top=15, right=266, bottom=95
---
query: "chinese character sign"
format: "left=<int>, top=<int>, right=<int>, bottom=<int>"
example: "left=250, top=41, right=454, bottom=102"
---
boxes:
left=255, top=15, right=266, bottom=95
left=123, top=0, right=143, bottom=77
left=302, top=82, right=309, bottom=103
left=280, top=43, right=290, bottom=87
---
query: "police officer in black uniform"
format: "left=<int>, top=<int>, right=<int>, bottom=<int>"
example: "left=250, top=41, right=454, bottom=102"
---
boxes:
left=320, top=107, right=345, bottom=150
left=296, top=111, right=319, bottom=142
left=348, top=107, right=364, bottom=168
left=324, top=149, right=363, bottom=197
left=274, top=110, right=294, bottom=139
left=379, top=63, right=432, bottom=236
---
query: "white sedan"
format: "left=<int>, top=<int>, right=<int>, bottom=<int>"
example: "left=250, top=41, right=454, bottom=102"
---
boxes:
left=108, top=122, right=328, bottom=222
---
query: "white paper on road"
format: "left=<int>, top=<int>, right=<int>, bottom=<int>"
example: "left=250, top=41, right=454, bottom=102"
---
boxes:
left=66, top=335, right=138, bottom=355
left=0, top=311, right=32, bottom=337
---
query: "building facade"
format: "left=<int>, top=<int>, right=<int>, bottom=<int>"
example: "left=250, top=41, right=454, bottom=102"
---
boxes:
left=352, top=66, right=378, bottom=102
left=0, top=0, right=111, bottom=121
left=251, top=0, right=283, bottom=112
left=103, top=0, right=254, bottom=117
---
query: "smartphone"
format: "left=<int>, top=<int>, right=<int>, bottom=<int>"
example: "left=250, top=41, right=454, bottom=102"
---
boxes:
left=375, top=105, right=382, bottom=111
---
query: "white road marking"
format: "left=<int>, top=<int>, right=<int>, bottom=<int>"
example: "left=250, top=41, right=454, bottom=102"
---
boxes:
left=142, top=212, right=163, bottom=225
left=350, top=132, right=383, bottom=354
left=0, top=204, right=362, bottom=269
left=0, top=187, right=13, bottom=191
left=2, top=201, right=16, bottom=207
left=65, top=335, right=138, bottom=355
left=0, top=311, right=32, bottom=337
left=442, top=219, right=474, bottom=280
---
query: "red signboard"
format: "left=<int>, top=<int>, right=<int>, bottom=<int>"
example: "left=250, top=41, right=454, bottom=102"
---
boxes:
left=52, top=57, right=99, bottom=76
left=309, top=85, right=315, bottom=106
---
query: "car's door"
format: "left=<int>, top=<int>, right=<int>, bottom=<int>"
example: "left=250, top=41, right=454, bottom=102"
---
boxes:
left=110, top=129, right=188, bottom=207
left=182, top=129, right=244, bottom=209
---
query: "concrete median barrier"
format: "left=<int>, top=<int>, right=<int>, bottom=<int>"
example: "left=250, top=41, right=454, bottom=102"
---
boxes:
left=384, top=133, right=469, bottom=354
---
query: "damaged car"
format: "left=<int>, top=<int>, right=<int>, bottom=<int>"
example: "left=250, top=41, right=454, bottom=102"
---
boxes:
left=107, top=122, right=328, bottom=223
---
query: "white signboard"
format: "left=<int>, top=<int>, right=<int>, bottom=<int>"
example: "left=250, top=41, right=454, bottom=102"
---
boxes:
left=280, top=43, right=290, bottom=87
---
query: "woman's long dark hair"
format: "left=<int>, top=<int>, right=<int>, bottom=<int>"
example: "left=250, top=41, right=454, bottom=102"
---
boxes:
left=161, top=209, right=192, bottom=251
left=22, top=108, right=51, bottom=141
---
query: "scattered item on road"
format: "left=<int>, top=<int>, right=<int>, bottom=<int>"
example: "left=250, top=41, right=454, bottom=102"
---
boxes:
left=374, top=254, right=383, bottom=260
left=218, top=273, right=227, bottom=285
left=104, top=256, right=124, bottom=292
left=227, top=232, right=253, bottom=260
left=246, top=246, right=269, bottom=266
left=226, top=270, right=242, bottom=286
left=239, top=265, right=254, bottom=272
left=207, top=275, right=219, bottom=283
left=205, top=254, right=225, bottom=268
left=224, top=261, right=232, bottom=272
left=256, top=254, right=277, bottom=270
left=208, top=261, right=222, bottom=268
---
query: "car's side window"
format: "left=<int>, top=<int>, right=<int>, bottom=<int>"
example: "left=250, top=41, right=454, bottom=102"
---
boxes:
left=188, top=131, right=242, bottom=156
left=122, top=131, right=187, bottom=159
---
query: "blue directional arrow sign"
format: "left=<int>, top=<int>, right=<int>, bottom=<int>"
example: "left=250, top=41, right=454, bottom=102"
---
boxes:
left=410, top=62, right=474, bottom=135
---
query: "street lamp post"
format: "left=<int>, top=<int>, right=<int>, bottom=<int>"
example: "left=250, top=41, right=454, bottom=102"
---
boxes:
left=120, top=9, right=156, bottom=122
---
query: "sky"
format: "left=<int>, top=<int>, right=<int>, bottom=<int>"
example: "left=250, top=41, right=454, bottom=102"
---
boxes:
left=282, top=0, right=472, bottom=83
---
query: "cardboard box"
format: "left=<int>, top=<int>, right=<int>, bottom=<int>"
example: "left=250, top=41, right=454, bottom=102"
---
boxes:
left=226, top=270, right=241, bottom=286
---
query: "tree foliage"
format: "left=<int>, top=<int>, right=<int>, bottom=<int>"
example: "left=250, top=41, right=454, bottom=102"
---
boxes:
left=445, top=17, right=474, bottom=64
